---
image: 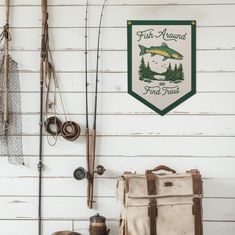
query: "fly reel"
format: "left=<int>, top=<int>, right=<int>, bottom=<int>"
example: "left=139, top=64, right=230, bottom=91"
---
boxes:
left=73, top=165, right=106, bottom=180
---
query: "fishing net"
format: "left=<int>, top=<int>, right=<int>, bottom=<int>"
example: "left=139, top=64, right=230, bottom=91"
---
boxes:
left=0, top=52, right=24, bottom=165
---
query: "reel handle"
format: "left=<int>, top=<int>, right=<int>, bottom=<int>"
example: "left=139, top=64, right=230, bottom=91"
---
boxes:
left=94, top=165, right=106, bottom=176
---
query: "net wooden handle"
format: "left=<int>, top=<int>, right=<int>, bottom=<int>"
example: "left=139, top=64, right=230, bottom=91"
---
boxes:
left=5, top=0, right=10, bottom=24
left=3, top=54, right=9, bottom=122
left=41, top=0, right=48, bottom=25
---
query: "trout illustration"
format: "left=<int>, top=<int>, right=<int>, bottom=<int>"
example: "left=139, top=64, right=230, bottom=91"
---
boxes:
left=139, top=42, right=183, bottom=61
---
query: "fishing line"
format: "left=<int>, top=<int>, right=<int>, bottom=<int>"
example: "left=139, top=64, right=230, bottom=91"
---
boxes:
left=61, top=121, right=81, bottom=141
left=43, top=20, right=81, bottom=144
left=44, top=116, right=62, bottom=136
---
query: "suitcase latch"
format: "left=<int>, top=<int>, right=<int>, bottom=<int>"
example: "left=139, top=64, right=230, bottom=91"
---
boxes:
left=164, top=181, right=173, bottom=187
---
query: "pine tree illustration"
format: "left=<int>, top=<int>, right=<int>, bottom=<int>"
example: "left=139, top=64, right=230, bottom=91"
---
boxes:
left=166, top=63, right=173, bottom=81
left=146, top=62, right=154, bottom=79
left=173, top=64, right=178, bottom=81
left=139, top=57, right=146, bottom=81
left=179, top=63, right=184, bottom=80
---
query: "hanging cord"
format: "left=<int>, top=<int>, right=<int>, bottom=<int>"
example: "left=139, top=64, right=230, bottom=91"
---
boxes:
left=43, top=22, right=80, bottom=143
left=88, top=0, right=107, bottom=209
left=48, top=49, right=81, bottom=141
left=42, top=22, right=63, bottom=146
left=44, top=28, right=60, bottom=146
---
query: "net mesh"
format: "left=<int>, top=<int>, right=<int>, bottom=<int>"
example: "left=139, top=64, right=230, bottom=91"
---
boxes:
left=0, top=52, right=24, bottom=165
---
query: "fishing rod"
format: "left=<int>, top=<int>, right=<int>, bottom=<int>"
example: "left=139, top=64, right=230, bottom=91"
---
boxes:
left=88, top=0, right=107, bottom=209
left=73, top=0, right=107, bottom=209
left=73, top=0, right=92, bottom=207
left=38, top=1, right=82, bottom=231
left=84, top=0, right=90, bottom=208
left=38, top=0, right=47, bottom=234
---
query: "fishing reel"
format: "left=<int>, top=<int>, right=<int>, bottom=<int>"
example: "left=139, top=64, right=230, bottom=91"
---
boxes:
left=73, top=165, right=106, bottom=180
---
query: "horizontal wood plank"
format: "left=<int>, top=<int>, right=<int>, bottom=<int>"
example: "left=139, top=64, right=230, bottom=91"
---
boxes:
left=8, top=50, right=235, bottom=72
left=18, top=72, right=235, bottom=93
left=6, top=27, right=235, bottom=51
left=0, top=5, right=235, bottom=27
left=0, top=220, right=234, bottom=235
left=2, top=136, right=234, bottom=157
left=1, top=0, right=235, bottom=6
left=0, top=197, right=233, bottom=221
left=10, top=136, right=235, bottom=157
left=0, top=156, right=235, bottom=178
left=0, top=178, right=235, bottom=198
left=18, top=114, right=235, bottom=136
left=18, top=93, right=235, bottom=114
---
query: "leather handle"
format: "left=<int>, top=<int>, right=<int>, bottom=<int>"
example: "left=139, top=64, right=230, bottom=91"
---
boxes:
left=146, top=165, right=176, bottom=174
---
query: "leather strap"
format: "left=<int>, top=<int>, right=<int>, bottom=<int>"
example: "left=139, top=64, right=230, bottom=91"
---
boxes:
left=191, top=170, right=203, bottom=235
left=193, top=198, right=203, bottom=235
left=191, top=170, right=203, bottom=195
left=146, top=173, right=157, bottom=235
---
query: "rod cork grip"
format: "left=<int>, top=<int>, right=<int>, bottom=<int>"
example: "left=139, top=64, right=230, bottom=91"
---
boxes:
left=5, top=0, right=10, bottom=24
left=41, top=0, right=48, bottom=25
left=85, top=128, right=90, bottom=171
left=85, top=127, right=91, bottom=207
left=91, top=129, right=96, bottom=171
left=88, top=129, right=97, bottom=209
left=40, top=59, right=44, bottom=81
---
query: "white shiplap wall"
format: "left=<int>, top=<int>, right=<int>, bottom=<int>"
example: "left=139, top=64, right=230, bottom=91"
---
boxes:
left=0, top=0, right=235, bottom=234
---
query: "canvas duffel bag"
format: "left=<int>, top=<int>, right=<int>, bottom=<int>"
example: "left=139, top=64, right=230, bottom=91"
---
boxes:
left=116, top=165, right=203, bottom=235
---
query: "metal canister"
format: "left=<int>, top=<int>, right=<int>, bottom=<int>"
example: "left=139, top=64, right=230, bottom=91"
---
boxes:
left=90, top=213, right=110, bottom=235
left=52, top=231, right=81, bottom=235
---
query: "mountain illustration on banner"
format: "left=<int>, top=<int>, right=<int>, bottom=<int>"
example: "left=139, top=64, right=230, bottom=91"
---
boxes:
left=139, top=42, right=183, bottom=61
